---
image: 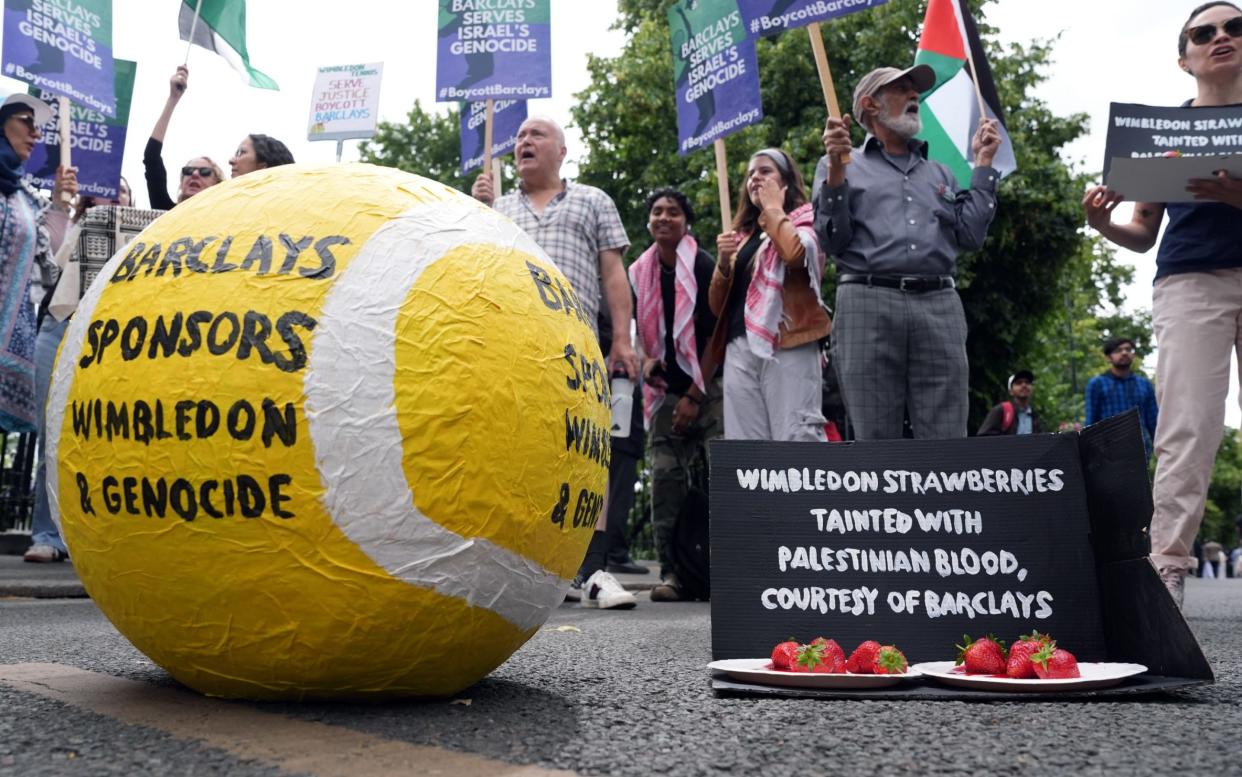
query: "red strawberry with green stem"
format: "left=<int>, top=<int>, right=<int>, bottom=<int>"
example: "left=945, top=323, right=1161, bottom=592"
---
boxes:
left=846, top=640, right=881, bottom=674
left=872, top=645, right=908, bottom=674
left=955, top=634, right=1007, bottom=675
left=794, top=639, right=846, bottom=673
left=1005, top=631, right=1052, bottom=679
left=771, top=639, right=800, bottom=671
left=1030, top=642, right=1080, bottom=679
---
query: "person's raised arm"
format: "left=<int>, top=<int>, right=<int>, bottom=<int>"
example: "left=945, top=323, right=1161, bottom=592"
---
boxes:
left=152, top=66, right=187, bottom=144
left=599, top=247, right=637, bottom=379
left=1083, top=185, right=1163, bottom=253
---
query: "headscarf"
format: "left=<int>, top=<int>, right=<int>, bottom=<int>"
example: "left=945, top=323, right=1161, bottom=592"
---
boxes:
left=0, top=107, right=27, bottom=196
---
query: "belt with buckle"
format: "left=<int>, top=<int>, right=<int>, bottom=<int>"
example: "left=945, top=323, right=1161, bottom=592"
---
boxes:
left=838, top=274, right=956, bottom=293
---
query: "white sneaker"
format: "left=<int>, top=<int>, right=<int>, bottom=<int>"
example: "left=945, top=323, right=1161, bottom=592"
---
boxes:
left=23, top=544, right=68, bottom=563
left=580, top=570, right=636, bottom=610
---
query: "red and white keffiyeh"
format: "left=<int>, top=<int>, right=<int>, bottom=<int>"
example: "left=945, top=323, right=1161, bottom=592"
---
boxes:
left=742, top=202, right=821, bottom=359
left=628, top=235, right=704, bottom=428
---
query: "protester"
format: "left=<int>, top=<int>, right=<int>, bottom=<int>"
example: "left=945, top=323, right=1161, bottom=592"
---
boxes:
left=1084, top=336, right=1159, bottom=457
left=708, top=148, right=829, bottom=442
left=0, top=94, right=60, bottom=436
left=229, top=133, right=295, bottom=178
left=471, top=115, right=638, bottom=609
left=24, top=178, right=132, bottom=563
left=814, top=65, right=1001, bottom=440
left=629, top=188, right=721, bottom=601
left=977, top=369, right=1042, bottom=436
left=144, top=66, right=224, bottom=209
left=1081, top=1, right=1242, bottom=608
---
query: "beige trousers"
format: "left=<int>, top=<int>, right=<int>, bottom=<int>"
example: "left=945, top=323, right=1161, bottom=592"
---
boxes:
left=1150, top=267, right=1242, bottom=572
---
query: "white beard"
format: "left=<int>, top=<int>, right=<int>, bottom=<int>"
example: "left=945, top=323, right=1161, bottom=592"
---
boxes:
left=878, top=108, right=922, bottom=141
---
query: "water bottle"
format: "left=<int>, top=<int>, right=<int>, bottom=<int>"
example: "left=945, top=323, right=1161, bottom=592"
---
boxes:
left=610, top=372, right=633, bottom=438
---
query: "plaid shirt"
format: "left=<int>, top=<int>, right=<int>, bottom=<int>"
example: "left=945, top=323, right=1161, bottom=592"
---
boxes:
left=494, top=181, right=629, bottom=328
left=1085, top=371, right=1159, bottom=456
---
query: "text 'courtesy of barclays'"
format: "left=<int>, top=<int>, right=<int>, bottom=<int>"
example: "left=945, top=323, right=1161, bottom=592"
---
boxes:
left=65, top=231, right=351, bottom=525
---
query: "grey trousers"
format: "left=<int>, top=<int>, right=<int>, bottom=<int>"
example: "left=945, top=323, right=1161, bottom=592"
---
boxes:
left=832, top=284, right=968, bottom=440
left=723, top=338, right=827, bottom=442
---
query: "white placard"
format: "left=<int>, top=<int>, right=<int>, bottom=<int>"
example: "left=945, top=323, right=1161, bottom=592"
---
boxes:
left=307, top=62, right=384, bottom=142
left=1105, top=154, right=1242, bottom=203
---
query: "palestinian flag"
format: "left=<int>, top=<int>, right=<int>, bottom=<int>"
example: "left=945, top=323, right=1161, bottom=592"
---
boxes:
left=914, top=0, right=1015, bottom=187
left=179, top=0, right=278, bottom=90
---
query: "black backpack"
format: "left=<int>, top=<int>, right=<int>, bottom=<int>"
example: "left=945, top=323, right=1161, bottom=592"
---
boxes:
left=669, top=447, right=711, bottom=601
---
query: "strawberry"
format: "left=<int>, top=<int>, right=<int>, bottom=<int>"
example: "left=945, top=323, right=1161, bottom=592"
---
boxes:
left=846, top=640, right=881, bottom=674
left=1005, top=631, right=1053, bottom=679
left=872, top=645, right=908, bottom=674
left=794, top=639, right=846, bottom=673
left=955, top=634, right=1007, bottom=675
left=771, top=639, right=800, bottom=671
left=1030, top=642, right=1080, bottom=679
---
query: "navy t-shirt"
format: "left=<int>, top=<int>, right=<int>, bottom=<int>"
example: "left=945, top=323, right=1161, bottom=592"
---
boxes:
left=1154, top=101, right=1242, bottom=280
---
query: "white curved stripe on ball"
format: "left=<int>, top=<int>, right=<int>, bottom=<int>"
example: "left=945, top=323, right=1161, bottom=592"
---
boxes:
left=305, top=197, right=571, bottom=632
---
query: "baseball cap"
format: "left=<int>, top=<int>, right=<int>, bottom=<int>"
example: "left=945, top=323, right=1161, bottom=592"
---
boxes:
left=851, top=65, right=936, bottom=121
left=1007, top=369, right=1035, bottom=390
left=0, top=93, right=52, bottom=127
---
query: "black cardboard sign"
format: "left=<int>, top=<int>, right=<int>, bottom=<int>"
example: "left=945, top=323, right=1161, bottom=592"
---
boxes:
left=710, top=433, right=1107, bottom=663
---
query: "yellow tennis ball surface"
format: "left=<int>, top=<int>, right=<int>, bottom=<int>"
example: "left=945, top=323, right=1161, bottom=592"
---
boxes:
left=46, top=164, right=610, bottom=699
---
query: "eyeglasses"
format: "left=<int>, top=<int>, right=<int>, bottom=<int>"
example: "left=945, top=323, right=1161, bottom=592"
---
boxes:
left=9, top=114, right=37, bottom=131
left=181, top=166, right=215, bottom=178
left=1187, top=15, right=1242, bottom=46
left=1112, top=345, right=1136, bottom=354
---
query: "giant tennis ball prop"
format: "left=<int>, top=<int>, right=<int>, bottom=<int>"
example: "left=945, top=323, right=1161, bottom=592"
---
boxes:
left=45, top=164, right=611, bottom=700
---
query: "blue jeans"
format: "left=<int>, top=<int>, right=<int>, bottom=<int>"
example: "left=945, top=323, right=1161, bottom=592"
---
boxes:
left=29, top=316, right=69, bottom=551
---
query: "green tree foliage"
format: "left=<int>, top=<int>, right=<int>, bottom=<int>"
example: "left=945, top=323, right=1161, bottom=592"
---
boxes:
left=575, top=0, right=1095, bottom=428
left=1203, top=429, right=1242, bottom=547
left=359, top=100, right=515, bottom=194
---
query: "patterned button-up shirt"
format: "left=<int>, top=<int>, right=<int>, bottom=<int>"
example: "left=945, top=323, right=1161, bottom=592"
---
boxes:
left=494, top=180, right=629, bottom=327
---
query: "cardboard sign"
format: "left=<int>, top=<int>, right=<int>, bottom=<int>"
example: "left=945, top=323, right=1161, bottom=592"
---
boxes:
left=307, top=63, right=383, bottom=142
left=2, top=0, right=115, bottom=117
left=435, top=0, right=551, bottom=102
left=669, top=0, right=763, bottom=156
left=1102, top=102, right=1242, bottom=201
left=710, top=434, right=1108, bottom=663
left=26, top=57, right=133, bottom=200
left=737, top=0, right=888, bottom=36
left=459, top=98, right=525, bottom=174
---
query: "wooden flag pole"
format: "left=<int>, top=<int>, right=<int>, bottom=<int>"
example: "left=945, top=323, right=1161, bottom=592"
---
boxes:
left=57, top=96, right=72, bottom=206
left=960, top=38, right=989, bottom=125
left=492, top=156, right=503, bottom=198
left=482, top=99, right=496, bottom=193
left=807, top=22, right=849, bottom=165
left=714, top=138, right=731, bottom=233
left=184, top=0, right=204, bottom=65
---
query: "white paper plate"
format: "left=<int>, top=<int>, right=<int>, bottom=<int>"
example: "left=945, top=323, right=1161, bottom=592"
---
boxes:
left=708, top=658, right=922, bottom=689
left=911, top=661, right=1148, bottom=692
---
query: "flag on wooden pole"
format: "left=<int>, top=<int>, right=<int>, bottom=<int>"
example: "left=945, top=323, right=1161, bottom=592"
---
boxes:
left=179, top=0, right=278, bottom=90
left=914, top=0, right=1015, bottom=187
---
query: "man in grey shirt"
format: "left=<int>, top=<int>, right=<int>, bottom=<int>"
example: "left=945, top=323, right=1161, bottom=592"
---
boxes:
left=813, top=65, right=1000, bottom=440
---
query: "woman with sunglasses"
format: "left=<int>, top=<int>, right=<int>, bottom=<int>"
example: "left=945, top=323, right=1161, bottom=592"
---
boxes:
left=143, top=66, right=224, bottom=209
left=0, top=94, right=73, bottom=435
left=708, top=148, right=830, bottom=442
left=1082, top=1, right=1242, bottom=608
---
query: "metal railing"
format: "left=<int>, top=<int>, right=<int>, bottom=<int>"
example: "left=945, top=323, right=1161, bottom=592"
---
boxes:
left=0, top=432, right=37, bottom=532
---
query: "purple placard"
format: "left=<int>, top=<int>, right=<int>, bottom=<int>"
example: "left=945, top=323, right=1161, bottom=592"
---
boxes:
left=669, top=0, right=763, bottom=156
left=460, top=99, right=527, bottom=175
left=2, top=0, right=116, bottom=117
left=737, top=0, right=888, bottom=36
left=436, top=0, right=551, bottom=102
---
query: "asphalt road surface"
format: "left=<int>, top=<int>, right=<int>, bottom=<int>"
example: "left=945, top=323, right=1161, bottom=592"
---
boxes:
left=2, top=578, right=1239, bottom=776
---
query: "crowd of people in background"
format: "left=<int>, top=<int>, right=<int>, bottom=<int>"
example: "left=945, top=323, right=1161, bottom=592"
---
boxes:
left=8, top=2, right=1241, bottom=617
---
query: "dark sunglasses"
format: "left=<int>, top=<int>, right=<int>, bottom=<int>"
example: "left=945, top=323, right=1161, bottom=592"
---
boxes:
left=1188, top=15, right=1242, bottom=46
left=9, top=114, right=37, bottom=131
left=181, top=166, right=215, bottom=178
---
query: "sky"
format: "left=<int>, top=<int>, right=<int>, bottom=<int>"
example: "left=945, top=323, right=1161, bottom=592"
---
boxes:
left=1, top=0, right=1237, bottom=425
